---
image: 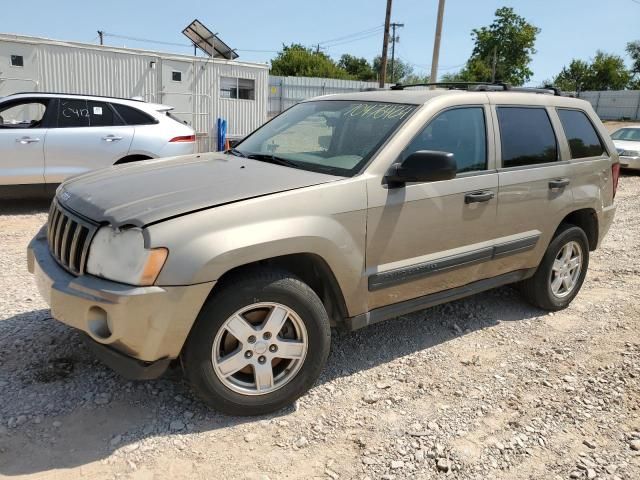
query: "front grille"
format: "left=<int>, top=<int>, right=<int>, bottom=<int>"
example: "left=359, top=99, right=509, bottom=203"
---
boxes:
left=47, top=200, right=98, bottom=275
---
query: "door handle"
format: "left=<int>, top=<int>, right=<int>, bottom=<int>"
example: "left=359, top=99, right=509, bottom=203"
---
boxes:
left=465, top=191, right=494, bottom=204
left=549, top=178, right=570, bottom=189
left=16, top=137, right=40, bottom=144
left=102, top=135, right=123, bottom=142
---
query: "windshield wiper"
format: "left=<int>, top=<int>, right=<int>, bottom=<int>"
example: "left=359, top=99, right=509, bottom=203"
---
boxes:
left=227, top=148, right=247, bottom=158
left=244, top=153, right=301, bottom=169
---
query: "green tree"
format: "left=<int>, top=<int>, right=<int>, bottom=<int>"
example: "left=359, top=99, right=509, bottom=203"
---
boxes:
left=459, top=7, right=540, bottom=85
left=372, top=56, right=414, bottom=83
left=589, top=51, right=631, bottom=90
left=270, top=44, right=349, bottom=79
left=553, top=59, right=592, bottom=93
left=337, top=54, right=376, bottom=81
left=553, top=51, right=632, bottom=92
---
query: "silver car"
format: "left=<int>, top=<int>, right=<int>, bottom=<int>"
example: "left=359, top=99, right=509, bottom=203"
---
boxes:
left=0, top=92, right=195, bottom=198
left=611, top=125, right=640, bottom=170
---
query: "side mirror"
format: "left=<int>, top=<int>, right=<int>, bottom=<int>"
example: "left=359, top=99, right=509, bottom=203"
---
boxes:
left=385, top=150, right=457, bottom=186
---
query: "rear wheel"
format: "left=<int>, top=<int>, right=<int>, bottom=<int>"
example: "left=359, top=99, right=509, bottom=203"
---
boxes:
left=182, top=270, right=331, bottom=415
left=519, top=224, right=589, bottom=311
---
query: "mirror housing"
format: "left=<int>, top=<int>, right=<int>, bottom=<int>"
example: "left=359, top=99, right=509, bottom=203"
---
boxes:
left=385, top=150, right=457, bottom=186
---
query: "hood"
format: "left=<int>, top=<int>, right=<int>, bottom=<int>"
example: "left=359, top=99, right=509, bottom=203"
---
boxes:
left=613, top=140, right=640, bottom=152
left=58, top=152, right=342, bottom=227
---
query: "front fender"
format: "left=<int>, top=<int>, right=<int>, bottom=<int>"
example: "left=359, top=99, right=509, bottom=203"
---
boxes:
left=147, top=180, right=369, bottom=315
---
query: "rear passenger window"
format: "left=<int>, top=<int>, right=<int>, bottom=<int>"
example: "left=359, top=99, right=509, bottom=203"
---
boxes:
left=58, top=99, right=90, bottom=127
left=557, top=109, right=605, bottom=158
left=497, top=107, right=558, bottom=168
left=111, top=104, right=156, bottom=125
left=87, top=101, right=117, bottom=127
left=58, top=99, right=119, bottom=127
left=403, top=107, right=487, bottom=173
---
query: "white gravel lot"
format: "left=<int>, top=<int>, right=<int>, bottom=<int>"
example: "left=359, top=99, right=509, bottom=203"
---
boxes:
left=1, top=164, right=639, bottom=478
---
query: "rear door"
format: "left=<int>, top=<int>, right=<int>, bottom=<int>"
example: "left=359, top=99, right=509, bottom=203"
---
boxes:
left=493, top=105, right=574, bottom=275
left=0, top=98, right=53, bottom=187
left=554, top=108, right=612, bottom=216
left=44, top=98, right=134, bottom=184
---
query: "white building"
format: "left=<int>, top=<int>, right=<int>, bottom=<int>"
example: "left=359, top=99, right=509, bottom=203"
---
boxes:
left=0, top=33, right=269, bottom=151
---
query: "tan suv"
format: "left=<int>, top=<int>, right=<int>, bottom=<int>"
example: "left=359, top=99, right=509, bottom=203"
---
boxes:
left=28, top=83, right=619, bottom=415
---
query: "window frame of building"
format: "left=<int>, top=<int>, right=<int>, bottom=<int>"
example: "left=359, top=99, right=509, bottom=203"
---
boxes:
left=220, top=76, right=255, bottom=101
left=171, top=71, right=182, bottom=82
left=10, top=55, right=24, bottom=67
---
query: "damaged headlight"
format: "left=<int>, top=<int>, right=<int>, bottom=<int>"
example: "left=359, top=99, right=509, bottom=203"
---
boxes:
left=86, top=227, right=168, bottom=286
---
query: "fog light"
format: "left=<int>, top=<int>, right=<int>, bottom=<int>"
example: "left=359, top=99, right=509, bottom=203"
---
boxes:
left=87, top=306, right=112, bottom=340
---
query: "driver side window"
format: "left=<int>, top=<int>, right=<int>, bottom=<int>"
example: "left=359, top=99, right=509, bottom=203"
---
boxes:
left=0, top=100, right=49, bottom=129
left=403, top=107, right=487, bottom=173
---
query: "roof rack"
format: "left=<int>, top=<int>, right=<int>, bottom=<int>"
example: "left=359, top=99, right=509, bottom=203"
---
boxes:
left=390, top=81, right=563, bottom=96
left=4, top=92, right=146, bottom=102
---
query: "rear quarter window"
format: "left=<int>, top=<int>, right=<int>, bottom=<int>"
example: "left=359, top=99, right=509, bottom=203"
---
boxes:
left=111, top=103, right=157, bottom=125
left=557, top=109, right=605, bottom=158
left=497, top=107, right=558, bottom=168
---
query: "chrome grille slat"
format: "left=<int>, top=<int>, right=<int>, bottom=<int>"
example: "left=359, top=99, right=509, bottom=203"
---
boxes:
left=68, top=226, right=83, bottom=273
left=60, top=219, right=72, bottom=264
left=52, top=213, right=65, bottom=257
left=47, top=200, right=98, bottom=276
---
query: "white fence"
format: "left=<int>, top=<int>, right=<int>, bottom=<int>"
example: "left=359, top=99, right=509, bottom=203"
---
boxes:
left=268, top=76, right=391, bottom=116
left=578, top=90, right=640, bottom=121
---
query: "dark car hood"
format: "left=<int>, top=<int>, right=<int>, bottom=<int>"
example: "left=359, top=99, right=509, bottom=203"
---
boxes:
left=58, top=153, right=341, bottom=227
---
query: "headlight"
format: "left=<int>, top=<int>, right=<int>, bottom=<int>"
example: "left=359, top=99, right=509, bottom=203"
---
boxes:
left=86, top=227, right=168, bottom=286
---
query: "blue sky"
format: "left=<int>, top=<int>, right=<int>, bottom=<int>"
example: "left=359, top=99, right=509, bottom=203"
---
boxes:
left=1, top=0, right=637, bottom=85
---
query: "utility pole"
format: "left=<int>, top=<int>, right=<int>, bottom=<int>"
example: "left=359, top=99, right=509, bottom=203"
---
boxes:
left=379, top=0, right=393, bottom=87
left=97, top=30, right=104, bottom=46
left=429, top=0, right=446, bottom=88
left=491, top=46, right=498, bottom=83
left=389, top=22, right=404, bottom=84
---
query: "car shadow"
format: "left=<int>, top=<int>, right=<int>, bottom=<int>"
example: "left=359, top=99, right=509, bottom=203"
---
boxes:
left=0, top=198, right=51, bottom=215
left=0, top=285, right=543, bottom=476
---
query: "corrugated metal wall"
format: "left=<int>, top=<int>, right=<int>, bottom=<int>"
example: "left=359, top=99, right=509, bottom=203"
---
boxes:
left=578, top=90, right=640, bottom=120
left=268, top=76, right=390, bottom=116
left=0, top=35, right=269, bottom=152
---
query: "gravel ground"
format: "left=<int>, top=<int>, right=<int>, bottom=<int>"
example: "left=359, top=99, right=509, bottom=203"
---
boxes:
left=1, top=153, right=639, bottom=478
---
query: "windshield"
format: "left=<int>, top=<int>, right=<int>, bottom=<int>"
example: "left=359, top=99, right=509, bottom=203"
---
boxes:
left=234, top=100, right=416, bottom=176
left=611, top=128, right=640, bottom=141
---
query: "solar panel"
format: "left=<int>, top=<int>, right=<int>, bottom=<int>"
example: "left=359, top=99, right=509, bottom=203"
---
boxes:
left=182, top=19, right=238, bottom=60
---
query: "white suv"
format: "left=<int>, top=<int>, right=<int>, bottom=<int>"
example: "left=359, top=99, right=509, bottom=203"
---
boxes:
left=0, top=92, right=196, bottom=198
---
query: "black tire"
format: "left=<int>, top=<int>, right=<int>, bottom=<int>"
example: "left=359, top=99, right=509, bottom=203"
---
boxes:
left=182, top=269, right=331, bottom=416
left=519, top=224, right=589, bottom=311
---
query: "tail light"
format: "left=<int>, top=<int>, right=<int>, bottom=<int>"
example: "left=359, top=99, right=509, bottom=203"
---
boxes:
left=612, top=162, right=620, bottom=199
left=169, top=135, right=195, bottom=143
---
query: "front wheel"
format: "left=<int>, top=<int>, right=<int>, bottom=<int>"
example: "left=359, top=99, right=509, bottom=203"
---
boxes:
left=519, top=224, right=590, bottom=311
left=182, top=270, right=331, bottom=416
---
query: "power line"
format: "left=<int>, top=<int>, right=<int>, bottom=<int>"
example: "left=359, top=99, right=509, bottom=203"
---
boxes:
left=322, top=29, right=385, bottom=49
left=318, top=25, right=384, bottom=46
left=103, top=32, right=192, bottom=48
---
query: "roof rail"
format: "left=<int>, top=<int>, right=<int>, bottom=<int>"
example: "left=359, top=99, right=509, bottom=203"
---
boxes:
left=391, top=81, right=563, bottom=96
left=4, top=92, right=147, bottom=102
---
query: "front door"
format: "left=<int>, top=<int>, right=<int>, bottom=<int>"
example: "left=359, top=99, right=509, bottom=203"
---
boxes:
left=366, top=105, right=500, bottom=310
left=0, top=98, right=53, bottom=187
left=44, top=98, right=134, bottom=184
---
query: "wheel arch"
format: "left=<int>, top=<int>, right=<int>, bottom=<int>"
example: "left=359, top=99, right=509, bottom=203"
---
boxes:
left=114, top=154, right=153, bottom=165
left=206, top=253, right=350, bottom=327
left=558, top=208, right=599, bottom=251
